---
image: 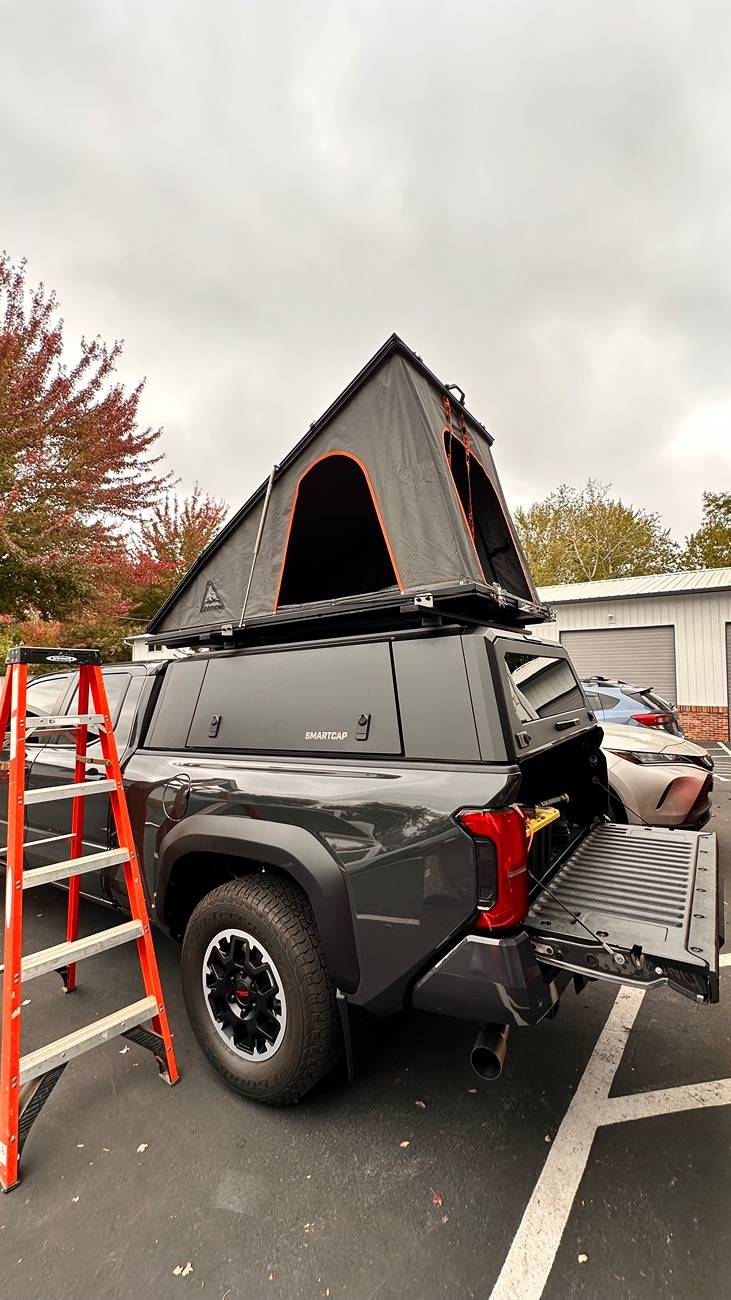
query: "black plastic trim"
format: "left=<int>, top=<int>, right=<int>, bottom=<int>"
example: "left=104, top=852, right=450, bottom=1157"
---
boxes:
left=412, top=931, right=569, bottom=1025
left=157, top=814, right=360, bottom=993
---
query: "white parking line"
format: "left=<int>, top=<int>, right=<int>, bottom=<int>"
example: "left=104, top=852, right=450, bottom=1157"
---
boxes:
left=602, top=1077, right=731, bottom=1124
left=490, top=986, right=644, bottom=1300
left=717, top=742, right=731, bottom=757
left=491, top=958, right=731, bottom=1300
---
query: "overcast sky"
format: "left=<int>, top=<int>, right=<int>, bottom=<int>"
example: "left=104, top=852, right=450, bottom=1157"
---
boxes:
left=2, top=1, right=730, bottom=542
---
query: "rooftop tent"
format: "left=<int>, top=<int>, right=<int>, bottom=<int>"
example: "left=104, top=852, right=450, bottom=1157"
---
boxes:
left=146, top=335, right=547, bottom=644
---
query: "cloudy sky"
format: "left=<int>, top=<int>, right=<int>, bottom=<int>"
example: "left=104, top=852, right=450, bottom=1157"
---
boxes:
left=2, top=1, right=730, bottom=541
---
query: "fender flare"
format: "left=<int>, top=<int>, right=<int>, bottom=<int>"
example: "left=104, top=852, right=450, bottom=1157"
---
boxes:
left=157, top=814, right=360, bottom=993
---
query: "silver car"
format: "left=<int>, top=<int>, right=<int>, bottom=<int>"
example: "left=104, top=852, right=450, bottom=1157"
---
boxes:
left=602, top=722, right=713, bottom=829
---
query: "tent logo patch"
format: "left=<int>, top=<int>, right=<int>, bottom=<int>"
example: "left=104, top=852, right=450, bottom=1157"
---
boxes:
left=200, top=581, right=224, bottom=613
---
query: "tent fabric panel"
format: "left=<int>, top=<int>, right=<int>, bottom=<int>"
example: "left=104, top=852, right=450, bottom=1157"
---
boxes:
left=377, top=356, right=487, bottom=589
left=155, top=504, right=261, bottom=633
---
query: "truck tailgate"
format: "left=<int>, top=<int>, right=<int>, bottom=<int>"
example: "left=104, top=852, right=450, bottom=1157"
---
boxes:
left=525, top=822, right=721, bottom=1004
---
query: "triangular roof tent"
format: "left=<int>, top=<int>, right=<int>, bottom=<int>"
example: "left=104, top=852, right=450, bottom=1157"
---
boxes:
left=147, top=335, right=549, bottom=646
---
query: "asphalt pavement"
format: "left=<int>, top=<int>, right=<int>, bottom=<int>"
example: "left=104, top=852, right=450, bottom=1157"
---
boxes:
left=1, top=747, right=729, bottom=1299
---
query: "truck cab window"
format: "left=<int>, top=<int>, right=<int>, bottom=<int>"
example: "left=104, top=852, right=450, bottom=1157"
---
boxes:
left=56, top=672, right=132, bottom=745
left=23, top=674, right=72, bottom=742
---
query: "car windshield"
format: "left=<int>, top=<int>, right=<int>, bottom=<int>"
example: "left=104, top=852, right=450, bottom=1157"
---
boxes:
left=623, top=687, right=674, bottom=711
left=641, top=690, right=675, bottom=711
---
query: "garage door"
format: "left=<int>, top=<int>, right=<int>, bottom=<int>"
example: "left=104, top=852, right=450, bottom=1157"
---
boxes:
left=560, top=626, right=677, bottom=703
left=726, top=624, right=731, bottom=737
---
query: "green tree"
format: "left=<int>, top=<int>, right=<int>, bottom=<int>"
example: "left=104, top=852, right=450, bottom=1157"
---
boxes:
left=681, top=492, right=731, bottom=570
left=515, top=480, right=680, bottom=585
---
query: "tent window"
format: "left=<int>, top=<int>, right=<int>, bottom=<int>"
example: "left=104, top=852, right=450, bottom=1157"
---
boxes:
left=444, top=432, right=532, bottom=600
left=277, top=454, right=399, bottom=607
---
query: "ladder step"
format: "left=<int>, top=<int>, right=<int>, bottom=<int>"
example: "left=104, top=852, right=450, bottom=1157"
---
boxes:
left=1, top=834, right=73, bottom=857
left=23, top=714, right=106, bottom=737
left=2, top=920, right=143, bottom=982
left=24, top=833, right=73, bottom=849
left=22, top=847, right=130, bottom=889
left=24, top=778, right=117, bottom=806
left=19, top=996, right=159, bottom=1085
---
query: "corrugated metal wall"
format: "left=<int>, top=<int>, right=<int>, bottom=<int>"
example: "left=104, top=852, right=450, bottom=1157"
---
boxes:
left=532, top=590, right=731, bottom=708
left=560, top=626, right=676, bottom=701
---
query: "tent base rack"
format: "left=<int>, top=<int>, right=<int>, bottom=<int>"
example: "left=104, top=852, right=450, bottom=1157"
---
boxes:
left=135, top=582, right=553, bottom=655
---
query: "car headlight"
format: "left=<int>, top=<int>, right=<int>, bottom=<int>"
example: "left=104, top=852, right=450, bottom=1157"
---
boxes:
left=606, top=750, right=712, bottom=769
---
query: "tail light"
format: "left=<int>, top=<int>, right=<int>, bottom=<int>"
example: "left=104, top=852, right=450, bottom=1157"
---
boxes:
left=631, top=712, right=673, bottom=728
left=458, top=808, right=529, bottom=931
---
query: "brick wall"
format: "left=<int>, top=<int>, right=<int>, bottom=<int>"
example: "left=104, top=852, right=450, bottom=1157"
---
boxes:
left=678, top=705, right=729, bottom=742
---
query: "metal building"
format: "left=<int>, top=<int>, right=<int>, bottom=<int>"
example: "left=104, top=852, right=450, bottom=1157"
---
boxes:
left=535, top=567, right=731, bottom=741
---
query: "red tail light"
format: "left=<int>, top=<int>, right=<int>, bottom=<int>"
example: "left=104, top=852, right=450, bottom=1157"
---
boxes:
left=458, top=808, right=529, bottom=931
left=631, top=712, right=673, bottom=728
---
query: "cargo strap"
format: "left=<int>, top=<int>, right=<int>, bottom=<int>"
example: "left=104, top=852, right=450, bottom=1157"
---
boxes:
left=0, top=647, right=179, bottom=1192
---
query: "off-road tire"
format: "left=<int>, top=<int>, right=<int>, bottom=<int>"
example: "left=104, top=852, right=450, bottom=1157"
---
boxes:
left=181, top=874, right=341, bottom=1104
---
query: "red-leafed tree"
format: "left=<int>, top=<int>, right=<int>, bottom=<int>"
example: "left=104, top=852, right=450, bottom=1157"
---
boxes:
left=129, top=485, right=228, bottom=624
left=0, top=252, right=170, bottom=657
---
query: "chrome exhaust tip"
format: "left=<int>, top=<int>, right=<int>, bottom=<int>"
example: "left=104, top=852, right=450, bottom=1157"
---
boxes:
left=470, top=1024, right=510, bottom=1081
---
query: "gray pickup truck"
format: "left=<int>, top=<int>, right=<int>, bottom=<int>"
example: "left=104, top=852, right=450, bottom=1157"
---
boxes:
left=7, top=622, right=721, bottom=1102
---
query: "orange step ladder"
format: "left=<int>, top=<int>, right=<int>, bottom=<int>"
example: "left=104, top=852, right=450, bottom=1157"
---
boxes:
left=0, top=647, right=179, bottom=1192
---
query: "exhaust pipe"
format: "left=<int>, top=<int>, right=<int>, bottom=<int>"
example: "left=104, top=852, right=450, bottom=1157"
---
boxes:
left=470, top=1024, right=510, bottom=1081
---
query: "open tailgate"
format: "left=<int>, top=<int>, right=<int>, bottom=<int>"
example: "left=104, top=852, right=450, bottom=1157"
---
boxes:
left=525, top=822, right=721, bottom=1004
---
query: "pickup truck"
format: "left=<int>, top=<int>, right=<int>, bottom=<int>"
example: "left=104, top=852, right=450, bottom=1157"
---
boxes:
left=4, top=623, right=722, bottom=1103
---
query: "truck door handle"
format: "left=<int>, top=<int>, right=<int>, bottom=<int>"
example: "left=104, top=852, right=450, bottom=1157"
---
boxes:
left=86, top=766, right=101, bottom=777
left=555, top=718, right=580, bottom=731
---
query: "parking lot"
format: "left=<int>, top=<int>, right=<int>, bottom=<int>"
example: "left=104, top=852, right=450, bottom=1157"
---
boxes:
left=0, top=744, right=729, bottom=1300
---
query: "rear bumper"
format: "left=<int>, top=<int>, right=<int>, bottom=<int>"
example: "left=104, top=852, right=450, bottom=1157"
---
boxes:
left=411, top=931, right=572, bottom=1027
